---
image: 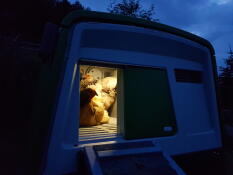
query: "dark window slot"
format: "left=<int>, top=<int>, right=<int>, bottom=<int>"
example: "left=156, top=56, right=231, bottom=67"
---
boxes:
left=175, top=69, right=202, bottom=83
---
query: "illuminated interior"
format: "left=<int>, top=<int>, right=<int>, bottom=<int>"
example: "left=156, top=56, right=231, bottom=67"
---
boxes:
left=79, top=65, right=118, bottom=142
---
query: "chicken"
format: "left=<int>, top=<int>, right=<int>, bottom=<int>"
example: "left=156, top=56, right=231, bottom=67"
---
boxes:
left=80, top=88, right=97, bottom=108
left=98, top=77, right=117, bottom=110
left=99, top=77, right=117, bottom=92
left=80, top=88, right=99, bottom=126
left=101, top=110, right=110, bottom=124
left=101, top=90, right=116, bottom=110
left=79, top=73, right=117, bottom=126
left=79, top=102, right=98, bottom=126
left=79, top=88, right=109, bottom=126
left=87, top=83, right=102, bottom=96
left=80, top=74, right=97, bottom=91
left=91, top=96, right=110, bottom=124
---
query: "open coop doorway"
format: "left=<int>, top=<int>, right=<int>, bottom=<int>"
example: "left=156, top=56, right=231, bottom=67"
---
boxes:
left=79, top=63, right=121, bottom=143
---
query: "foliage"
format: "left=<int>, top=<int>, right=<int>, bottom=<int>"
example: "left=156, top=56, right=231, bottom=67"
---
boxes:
left=107, top=0, right=158, bottom=21
left=0, top=0, right=90, bottom=42
left=49, top=0, right=90, bottom=24
left=219, top=47, right=233, bottom=85
left=219, top=47, right=233, bottom=109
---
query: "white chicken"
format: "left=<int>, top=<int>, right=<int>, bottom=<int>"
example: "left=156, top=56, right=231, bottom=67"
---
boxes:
left=98, top=77, right=117, bottom=110
left=99, top=77, right=117, bottom=92
left=87, top=83, right=102, bottom=96
left=101, top=90, right=116, bottom=110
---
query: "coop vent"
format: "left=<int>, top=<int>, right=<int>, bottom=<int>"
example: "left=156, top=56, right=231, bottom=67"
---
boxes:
left=175, top=69, right=202, bottom=83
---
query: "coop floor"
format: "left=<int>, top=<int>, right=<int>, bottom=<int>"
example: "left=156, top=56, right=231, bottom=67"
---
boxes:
left=79, top=117, right=117, bottom=143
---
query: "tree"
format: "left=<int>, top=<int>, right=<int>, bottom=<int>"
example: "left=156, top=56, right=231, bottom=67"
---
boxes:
left=49, top=0, right=91, bottom=24
left=72, top=1, right=91, bottom=11
left=219, top=47, right=233, bottom=110
left=107, top=0, right=158, bottom=22
left=0, top=0, right=90, bottom=42
left=219, top=47, right=233, bottom=83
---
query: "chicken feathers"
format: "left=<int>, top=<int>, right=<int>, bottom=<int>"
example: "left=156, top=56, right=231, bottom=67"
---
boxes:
left=79, top=74, right=117, bottom=126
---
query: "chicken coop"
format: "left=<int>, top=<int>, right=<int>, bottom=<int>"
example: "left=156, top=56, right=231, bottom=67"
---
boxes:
left=30, top=11, right=222, bottom=175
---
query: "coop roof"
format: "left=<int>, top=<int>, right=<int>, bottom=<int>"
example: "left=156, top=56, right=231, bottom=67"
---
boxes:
left=61, top=10, right=215, bottom=56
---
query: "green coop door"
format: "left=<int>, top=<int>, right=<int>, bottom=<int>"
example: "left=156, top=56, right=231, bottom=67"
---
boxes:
left=124, top=67, right=177, bottom=139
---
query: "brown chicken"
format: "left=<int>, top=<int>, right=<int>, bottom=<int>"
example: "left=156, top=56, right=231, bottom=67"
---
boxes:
left=79, top=88, right=109, bottom=126
left=80, top=88, right=97, bottom=108
left=80, top=74, right=97, bottom=91
left=80, top=88, right=98, bottom=126
left=91, top=96, right=110, bottom=124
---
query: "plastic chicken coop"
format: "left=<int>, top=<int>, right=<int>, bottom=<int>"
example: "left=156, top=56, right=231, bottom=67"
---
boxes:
left=29, top=11, right=222, bottom=175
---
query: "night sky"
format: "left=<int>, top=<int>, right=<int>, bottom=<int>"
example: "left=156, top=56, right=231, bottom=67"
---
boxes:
left=72, top=0, right=233, bottom=67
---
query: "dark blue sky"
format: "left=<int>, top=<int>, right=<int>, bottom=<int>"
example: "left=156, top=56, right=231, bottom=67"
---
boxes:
left=71, top=0, right=233, bottom=67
